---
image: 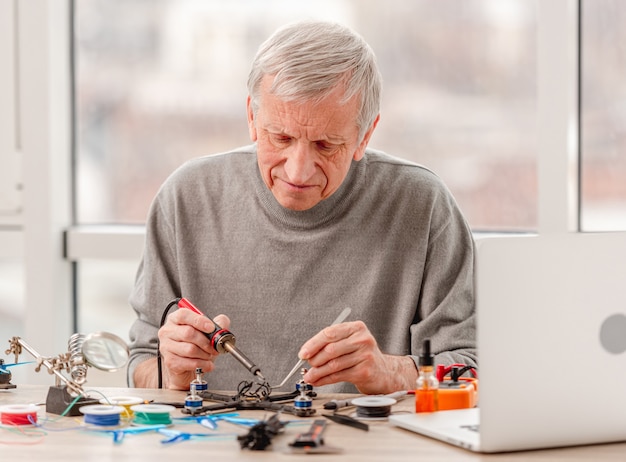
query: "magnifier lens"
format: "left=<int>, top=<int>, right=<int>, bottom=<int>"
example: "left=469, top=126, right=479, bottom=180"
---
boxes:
left=81, top=332, right=129, bottom=372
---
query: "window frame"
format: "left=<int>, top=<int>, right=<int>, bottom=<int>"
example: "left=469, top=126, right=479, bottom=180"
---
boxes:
left=1, top=0, right=74, bottom=367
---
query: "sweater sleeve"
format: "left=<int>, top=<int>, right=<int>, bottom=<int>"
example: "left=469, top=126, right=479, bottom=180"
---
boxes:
left=409, top=182, right=477, bottom=373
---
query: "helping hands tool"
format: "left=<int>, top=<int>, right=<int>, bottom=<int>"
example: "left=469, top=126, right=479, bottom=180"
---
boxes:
left=272, top=307, right=352, bottom=389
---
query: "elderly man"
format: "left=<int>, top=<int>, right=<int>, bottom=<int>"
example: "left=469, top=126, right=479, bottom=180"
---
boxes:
left=128, top=20, right=476, bottom=394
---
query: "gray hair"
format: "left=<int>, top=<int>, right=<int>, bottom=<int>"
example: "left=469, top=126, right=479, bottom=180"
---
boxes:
left=247, top=20, right=382, bottom=141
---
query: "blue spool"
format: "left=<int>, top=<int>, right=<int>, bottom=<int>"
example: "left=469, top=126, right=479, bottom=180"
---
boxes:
left=80, top=404, right=125, bottom=427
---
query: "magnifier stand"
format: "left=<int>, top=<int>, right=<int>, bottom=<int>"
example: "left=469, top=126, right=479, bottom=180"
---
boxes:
left=5, top=333, right=130, bottom=416
left=46, top=385, right=99, bottom=416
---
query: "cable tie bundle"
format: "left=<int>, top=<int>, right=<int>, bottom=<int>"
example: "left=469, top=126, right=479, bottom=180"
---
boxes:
left=0, top=404, right=39, bottom=426
left=130, top=404, right=175, bottom=426
left=351, top=396, right=397, bottom=420
left=80, top=404, right=125, bottom=427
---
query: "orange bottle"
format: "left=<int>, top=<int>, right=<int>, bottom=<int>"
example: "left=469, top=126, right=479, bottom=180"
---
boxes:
left=415, top=339, right=439, bottom=413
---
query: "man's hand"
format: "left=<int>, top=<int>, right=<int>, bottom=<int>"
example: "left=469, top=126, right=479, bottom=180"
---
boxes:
left=298, top=321, right=418, bottom=394
left=133, top=309, right=230, bottom=390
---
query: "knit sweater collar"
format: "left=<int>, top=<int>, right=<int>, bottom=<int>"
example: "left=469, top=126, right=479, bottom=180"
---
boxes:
left=252, top=145, right=366, bottom=230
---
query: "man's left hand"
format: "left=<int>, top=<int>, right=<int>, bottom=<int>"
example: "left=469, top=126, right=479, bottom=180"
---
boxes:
left=298, top=321, right=418, bottom=394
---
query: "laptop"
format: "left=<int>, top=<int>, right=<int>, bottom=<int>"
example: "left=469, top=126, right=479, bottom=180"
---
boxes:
left=390, top=232, right=626, bottom=452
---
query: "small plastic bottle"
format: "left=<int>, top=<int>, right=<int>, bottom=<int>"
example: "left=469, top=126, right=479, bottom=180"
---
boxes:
left=415, top=339, right=439, bottom=413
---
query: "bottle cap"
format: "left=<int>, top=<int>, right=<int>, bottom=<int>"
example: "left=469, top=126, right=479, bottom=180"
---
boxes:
left=418, top=339, right=434, bottom=367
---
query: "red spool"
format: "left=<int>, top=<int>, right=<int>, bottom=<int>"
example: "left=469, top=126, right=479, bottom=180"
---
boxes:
left=0, top=404, right=39, bottom=426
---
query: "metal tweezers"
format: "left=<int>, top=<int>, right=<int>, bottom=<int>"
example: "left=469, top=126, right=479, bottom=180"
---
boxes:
left=273, top=307, right=352, bottom=389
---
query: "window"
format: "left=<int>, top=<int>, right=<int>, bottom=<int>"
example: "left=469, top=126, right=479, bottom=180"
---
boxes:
left=4, top=1, right=593, bottom=388
left=581, top=0, right=626, bottom=231
left=75, top=0, right=538, bottom=231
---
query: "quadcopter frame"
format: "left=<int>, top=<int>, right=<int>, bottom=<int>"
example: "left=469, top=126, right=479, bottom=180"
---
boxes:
left=181, top=380, right=317, bottom=417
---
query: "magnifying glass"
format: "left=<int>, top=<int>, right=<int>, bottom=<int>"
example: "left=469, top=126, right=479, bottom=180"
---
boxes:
left=81, top=331, right=130, bottom=372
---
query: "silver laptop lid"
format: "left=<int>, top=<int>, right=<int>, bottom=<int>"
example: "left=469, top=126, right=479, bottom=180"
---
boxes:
left=476, top=233, right=626, bottom=452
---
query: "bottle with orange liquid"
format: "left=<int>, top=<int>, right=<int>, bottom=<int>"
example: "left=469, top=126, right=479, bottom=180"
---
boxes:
left=415, top=339, right=439, bottom=413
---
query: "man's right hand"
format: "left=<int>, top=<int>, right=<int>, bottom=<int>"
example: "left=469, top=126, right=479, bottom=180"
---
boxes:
left=133, top=309, right=231, bottom=389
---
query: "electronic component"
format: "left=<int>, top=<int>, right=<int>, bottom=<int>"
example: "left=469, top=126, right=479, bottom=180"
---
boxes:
left=190, top=367, right=208, bottom=392
left=238, top=413, right=285, bottom=450
left=292, top=371, right=316, bottom=417
left=184, top=382, right=203, bottom=415
left=436, top=364, right=478, bottom=410
left=288, top=419, right=343, bottom=454
left=437, top=380, right=478, bottom=410
left=0, top=359, right=18, bottom=390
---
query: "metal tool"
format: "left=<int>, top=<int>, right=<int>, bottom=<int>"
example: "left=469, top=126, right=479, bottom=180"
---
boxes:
left=5, top=332, right=129, bottom=415
left=177, top=298, right=266, bottom=383
left=272, top=307, right=352, bottom=389
left=322, top=413, right=369, bottom=431
left=324, top=390, right=409, bottom=410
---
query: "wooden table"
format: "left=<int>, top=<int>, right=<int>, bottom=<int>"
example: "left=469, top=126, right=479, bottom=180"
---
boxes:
left=1, top=385, right=625, bottom=461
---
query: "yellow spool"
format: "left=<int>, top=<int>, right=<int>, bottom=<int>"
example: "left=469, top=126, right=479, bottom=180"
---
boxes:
left=99, top=396, right=144, bottom=419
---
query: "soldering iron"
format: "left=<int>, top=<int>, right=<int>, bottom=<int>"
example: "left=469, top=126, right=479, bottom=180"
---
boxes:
left=176, top=297, right=266, bottom=383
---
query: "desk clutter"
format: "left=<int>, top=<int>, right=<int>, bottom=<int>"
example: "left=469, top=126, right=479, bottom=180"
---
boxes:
left=0, top=385, right=414, bottom=453
left=0, top=389, right=306, bottom=450
left=1, top=320, right=478, bottom=454
left=0, top=371, right=478, bottom=454
left=0, top=353, right=478, bottom=453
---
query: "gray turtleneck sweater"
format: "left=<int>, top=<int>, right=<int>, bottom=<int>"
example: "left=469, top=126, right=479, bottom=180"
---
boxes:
left=127, top=145, right=476, bottom=392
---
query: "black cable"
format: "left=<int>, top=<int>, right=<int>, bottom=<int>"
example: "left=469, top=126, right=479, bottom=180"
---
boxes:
left=451, top=365, right=477, bottom=382
left=157, top=298, right=182, bottom=389
left=236, top=380, right=271, bottom=400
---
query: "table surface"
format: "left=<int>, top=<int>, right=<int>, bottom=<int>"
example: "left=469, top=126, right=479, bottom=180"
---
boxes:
left=1, top=385, right=625, bottom=461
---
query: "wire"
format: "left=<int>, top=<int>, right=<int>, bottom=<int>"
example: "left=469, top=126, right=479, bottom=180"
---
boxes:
left=451, top=366, right=476, bottom=382
left=157, top=298, right=182, bottom=389
left=235, top=380, right=271, bottom=401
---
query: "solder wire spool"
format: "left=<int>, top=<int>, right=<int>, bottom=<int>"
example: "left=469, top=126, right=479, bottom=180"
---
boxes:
left=351, top=396, right=397, bottom=420
left=131, top=404, right=175, bottom=426
left=99, top=396, right=144, bottom=419
left=80, top=404, right=125, bottom=427
left=0, top=404, right=39, bottom=426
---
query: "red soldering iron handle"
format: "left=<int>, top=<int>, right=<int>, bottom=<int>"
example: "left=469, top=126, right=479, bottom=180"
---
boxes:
left=177, top=297, right=203, bottom=315
left=176, top=297, right=234, bottom=353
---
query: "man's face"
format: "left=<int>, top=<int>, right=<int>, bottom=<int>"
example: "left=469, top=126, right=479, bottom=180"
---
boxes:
left=247, top=76, right=378, bottom=211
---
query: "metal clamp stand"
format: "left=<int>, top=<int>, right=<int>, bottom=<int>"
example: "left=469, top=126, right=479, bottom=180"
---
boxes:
left=45, top=384, right=99, bottom=416
left=5, top=332, right=129, bottom=416
left=5, top=336, right=98, bottom=415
